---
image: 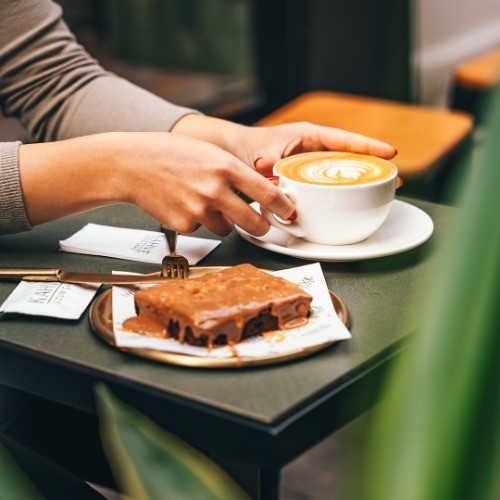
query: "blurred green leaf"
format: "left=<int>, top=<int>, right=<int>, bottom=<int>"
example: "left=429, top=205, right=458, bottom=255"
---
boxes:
left=95, top=384, right=249, bottom=500
left=0, top=442, right=43, bottom=499
left=363, top=87, right=500, bottom=500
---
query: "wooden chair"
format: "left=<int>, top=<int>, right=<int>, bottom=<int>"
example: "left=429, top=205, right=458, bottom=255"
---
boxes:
left=452, top=48, right=500, bottom=115
left=257, top=91, right=473, bottom=199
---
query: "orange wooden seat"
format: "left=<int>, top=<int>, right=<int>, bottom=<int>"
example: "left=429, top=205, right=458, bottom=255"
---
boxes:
left=257, top=91, right=473, bottom=179
left=454, top=48, right=500, bottom=91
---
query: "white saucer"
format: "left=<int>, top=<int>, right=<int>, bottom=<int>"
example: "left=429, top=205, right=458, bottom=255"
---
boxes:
left=236, top=200, right=434, bottom=262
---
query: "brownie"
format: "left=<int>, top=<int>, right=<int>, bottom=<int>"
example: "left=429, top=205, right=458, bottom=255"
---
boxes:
left=123, top=264, right=313, bottom=348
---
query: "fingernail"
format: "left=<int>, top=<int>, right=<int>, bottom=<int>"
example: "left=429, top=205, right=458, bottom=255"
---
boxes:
left=265, top=175, right=279, bottom=181
left=288, top=211, right=297, bottom=222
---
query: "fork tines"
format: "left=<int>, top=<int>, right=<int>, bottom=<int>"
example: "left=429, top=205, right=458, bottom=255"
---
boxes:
left=161, top=255, right=190, bottom=279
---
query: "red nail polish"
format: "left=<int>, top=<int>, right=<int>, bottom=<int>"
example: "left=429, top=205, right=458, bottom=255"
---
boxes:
left=265, top=175, right=279, bottom=181
left=288, top=211, right=297, bottom=222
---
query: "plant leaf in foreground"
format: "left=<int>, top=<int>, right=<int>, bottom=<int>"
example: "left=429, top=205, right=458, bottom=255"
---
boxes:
left=95, top=384, right=249, bottom=500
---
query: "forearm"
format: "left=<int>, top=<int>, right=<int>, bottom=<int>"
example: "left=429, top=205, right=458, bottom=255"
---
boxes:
left=18, top=134, right=128, bottom=226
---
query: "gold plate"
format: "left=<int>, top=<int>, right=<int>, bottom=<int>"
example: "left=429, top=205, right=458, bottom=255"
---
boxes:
left=89, top=266, right=349, bottom=369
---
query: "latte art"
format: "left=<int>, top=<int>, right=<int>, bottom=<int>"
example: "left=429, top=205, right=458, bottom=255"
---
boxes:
left=275, top=152, right=396, bottom=186
left=303, top=160, right=372, bottom=184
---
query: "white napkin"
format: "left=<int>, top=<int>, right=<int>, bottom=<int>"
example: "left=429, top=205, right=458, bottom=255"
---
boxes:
left=0, top=281, right=100, bottom=320
left=112, top=263, right=351, bottom=358
left=59, top=224, right=220, bottom=265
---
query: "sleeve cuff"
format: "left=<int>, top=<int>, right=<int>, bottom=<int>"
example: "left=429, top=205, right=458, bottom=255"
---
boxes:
left=0, top=141, right=33, bottom=235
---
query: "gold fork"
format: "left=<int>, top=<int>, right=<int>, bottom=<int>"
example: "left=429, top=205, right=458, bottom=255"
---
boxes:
left=161, top=227, right=190, bottom=279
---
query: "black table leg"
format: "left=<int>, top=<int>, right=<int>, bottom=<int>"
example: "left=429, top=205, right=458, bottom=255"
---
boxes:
left=0, top=434, right=104, bottom=499
left=211, top=453, right=280, bottom=500
left=259, top=467, right=280, bottom=500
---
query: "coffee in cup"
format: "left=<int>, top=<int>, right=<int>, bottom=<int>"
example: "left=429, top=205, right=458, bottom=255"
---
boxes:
left=261, top=152, right=399, bottom=245
left=275, top=152, right=396, bottom=186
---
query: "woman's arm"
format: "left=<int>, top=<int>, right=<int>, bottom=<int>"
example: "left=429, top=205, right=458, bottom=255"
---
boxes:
left=0, top=0, right=197, bottom=141
left=0, top=0, right=199, bottom=234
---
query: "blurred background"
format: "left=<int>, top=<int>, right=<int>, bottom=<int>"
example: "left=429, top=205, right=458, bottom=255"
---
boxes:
left=58, top=0, right=499, bottom=117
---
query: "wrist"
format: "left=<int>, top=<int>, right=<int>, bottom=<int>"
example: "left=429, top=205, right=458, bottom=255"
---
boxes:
left=171, top=114, right=246, bottom=159
left=100, top=132, right=139, bottom=204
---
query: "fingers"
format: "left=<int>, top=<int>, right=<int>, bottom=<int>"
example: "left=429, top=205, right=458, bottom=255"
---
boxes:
left=152, top=190, right=272, bottom=238
left=254, top=155, right=280, bottom=176
left=317, top=127, right=397, bottom=159
left=264, top=175, right=280, bottom=186
left=202, top=211, right=234, bottom=237
left=228, top=167, right=295, bottom=222
left=156, top=210, right=230, bottom=237
left=218, top=191, right=271, bottom=236
left=160, top=218, right=201, bottom=234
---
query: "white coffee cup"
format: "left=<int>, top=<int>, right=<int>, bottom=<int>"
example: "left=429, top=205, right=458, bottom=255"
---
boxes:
left=260, top=152, right=399, bottom=246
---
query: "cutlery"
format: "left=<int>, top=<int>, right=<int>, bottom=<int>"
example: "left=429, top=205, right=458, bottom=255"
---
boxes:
left=0, top=268, right=168, bottom=285
left=160, top=227, right=190, bottom=279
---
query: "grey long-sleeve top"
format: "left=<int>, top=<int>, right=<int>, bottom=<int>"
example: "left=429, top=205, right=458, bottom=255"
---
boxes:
left=0, top=0, right=196, bottom=235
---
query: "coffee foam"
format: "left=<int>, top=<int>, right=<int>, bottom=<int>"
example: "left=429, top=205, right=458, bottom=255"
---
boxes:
left=276, top=153, right=396, bottom=186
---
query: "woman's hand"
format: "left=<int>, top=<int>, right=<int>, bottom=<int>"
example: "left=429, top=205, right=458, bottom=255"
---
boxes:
left=19, top=132, right=295, bottom=237
left=234, top=121, right=397, bottom=175
left=118, top=132, right=295, bottom=236
left=171, top=115, right=397, bottom=175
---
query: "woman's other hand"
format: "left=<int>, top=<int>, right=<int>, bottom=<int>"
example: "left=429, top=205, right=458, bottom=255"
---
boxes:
left=171, top=115, right=397, bottom=176
left=236, top=122, right=397, bottom=176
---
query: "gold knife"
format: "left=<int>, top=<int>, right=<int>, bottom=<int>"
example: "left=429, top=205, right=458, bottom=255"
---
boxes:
left=0, top=268, right=168, bottom=285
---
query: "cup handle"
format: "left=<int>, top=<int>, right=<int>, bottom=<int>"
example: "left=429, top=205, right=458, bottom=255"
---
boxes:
left=259, top=187, right=305, bottom=239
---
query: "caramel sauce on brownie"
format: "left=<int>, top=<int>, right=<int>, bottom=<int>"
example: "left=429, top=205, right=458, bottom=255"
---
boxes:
left=123, top=315, right=166, bottom=337
left=123, top=264, right=312, bottom=347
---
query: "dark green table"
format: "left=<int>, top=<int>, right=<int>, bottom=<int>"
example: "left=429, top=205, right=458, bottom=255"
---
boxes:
left=0, top=198, right=453, bottom=499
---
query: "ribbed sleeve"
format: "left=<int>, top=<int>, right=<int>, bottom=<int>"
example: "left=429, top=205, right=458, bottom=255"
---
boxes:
left=0, top=142, right=32, bottom=234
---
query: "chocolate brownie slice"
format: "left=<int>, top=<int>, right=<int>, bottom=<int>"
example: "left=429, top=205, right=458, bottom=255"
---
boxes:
left=124, top=264, right=312, bottom=347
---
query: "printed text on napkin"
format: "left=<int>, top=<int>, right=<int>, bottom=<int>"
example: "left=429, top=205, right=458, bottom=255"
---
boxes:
left=0, top=281, right=100, bottom=320
left=60, top=223, right=220, bottom=265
